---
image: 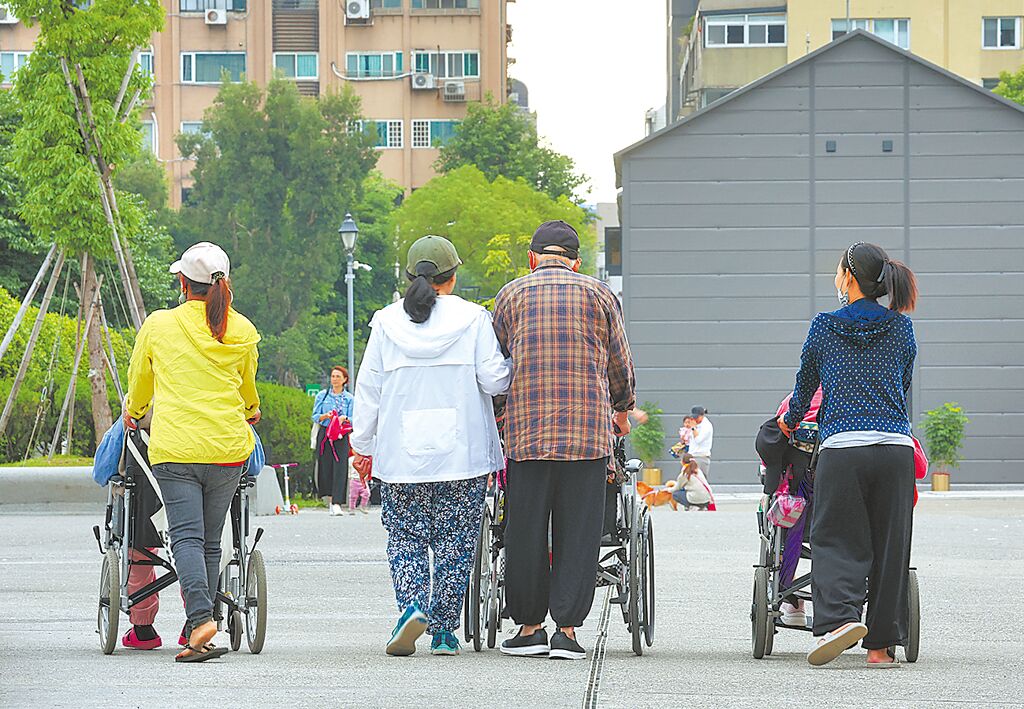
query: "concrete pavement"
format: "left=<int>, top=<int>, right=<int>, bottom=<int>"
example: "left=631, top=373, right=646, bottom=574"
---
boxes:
left=1, top=496, right=1021, bottom=708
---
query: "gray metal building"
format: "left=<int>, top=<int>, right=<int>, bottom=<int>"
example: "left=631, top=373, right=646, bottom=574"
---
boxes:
left=615, top=31, right=1024, bottom=484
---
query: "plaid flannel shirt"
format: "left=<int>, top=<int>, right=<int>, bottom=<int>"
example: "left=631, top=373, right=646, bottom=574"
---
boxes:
left=492, top=262, right=636, bottom=462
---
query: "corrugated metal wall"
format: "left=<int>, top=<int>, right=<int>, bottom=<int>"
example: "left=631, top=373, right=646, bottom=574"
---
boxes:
left=619, top=34, right=1024, bottom=484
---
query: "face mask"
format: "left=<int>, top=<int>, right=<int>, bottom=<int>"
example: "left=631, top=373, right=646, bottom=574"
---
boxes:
left=178, top=290, right=187, bottom=305
left=837, top=288, right=849, bottom=307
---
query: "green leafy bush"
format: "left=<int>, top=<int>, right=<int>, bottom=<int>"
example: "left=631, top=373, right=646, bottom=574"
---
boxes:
left=256, top=382, right=317, bottom=494
left=922, top=402, right=969, bottom=471
left=631, top=402, right=665, bottom=468
left=0, top=378, right=104, bottom=463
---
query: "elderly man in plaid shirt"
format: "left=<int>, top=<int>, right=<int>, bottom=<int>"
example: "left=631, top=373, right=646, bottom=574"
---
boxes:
left=493, top=220, right=636, bottom=661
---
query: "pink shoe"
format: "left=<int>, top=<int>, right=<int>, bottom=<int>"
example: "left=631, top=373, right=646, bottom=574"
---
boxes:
left=122, top=627, right=162, bottom=651
left=178, top=622, right=188, bottom=647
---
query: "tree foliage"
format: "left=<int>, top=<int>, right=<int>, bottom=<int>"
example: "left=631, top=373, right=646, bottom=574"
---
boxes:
left=631, top=401, right=665, bottom=468
left=993, top=65, right=1024, bottom=105
left=178, top=79, right=378, bottom=337
left=435, top=94, right=588, bottom=203
left=922, top=402, right=969, bottom=471
left=393, top=165, right=595, bottom=298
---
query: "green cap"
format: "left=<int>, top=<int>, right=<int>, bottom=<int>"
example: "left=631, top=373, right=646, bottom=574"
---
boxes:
left=406, top=235, right=462, bottom=278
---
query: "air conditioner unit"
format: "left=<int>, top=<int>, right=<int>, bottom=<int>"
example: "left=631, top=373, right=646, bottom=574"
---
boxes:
left=205, top=8, right=227, bottom=25
left=443, top=80, right=466, bottom=101
left=0, top=5, right=17, bottom=23
left=346, top=0, right=370, bottom=19
left=411, top=72, right=436, bottom=90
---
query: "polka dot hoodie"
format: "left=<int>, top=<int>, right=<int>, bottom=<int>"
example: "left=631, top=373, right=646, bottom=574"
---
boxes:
left=783, top=298, right=917, bottom=443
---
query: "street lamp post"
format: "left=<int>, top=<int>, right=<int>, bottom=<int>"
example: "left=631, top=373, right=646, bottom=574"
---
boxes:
left=339, top=213, right=359, bottom=389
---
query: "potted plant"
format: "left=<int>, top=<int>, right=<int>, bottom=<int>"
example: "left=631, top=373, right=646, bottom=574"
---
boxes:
left=630, top=402, right=665, bottom=485
left=921, top=402, right=969, bottom=492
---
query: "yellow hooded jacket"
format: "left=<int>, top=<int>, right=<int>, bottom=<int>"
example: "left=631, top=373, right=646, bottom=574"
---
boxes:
left=125, top=300, right=261, bottom=466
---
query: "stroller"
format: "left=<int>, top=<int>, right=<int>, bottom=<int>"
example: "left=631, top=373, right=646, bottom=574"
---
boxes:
left=94, top=426, right=268, bottom=655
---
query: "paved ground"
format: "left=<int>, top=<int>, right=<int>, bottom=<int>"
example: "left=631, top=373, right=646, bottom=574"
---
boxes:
left=1, top=493, right=1022, bottom=708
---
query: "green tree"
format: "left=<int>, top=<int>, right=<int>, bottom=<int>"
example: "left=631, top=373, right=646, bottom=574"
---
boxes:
left=6, top=0, right=168, bottom=445
left=435, top=94, right=588, bottom=202
left=394, top=165, right=595, bottom=298
left=178, top=79, right=378, bottom=338
left=993, top=65, right=1024, bottom=105
left=0, top=84, right=38, bottom=298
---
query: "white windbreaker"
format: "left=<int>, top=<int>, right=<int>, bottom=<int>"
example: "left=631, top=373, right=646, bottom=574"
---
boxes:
left=350, top=295, right=512, bottom=483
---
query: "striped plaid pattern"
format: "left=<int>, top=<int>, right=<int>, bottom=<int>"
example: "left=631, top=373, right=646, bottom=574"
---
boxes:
left=493, top=263, right=635, bottom=462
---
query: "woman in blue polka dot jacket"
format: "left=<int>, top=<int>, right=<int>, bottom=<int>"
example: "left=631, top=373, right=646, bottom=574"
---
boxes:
left=779, top=242, right=919, bottom=668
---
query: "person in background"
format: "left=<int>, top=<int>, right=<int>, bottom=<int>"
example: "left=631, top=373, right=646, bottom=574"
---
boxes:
left=670, top=453, right=715, bottom=511
left=124, top=242, right=260, bottom=663
left=780, top=241, right=919, bottom=667
left=312, top=366, right=354, bottom=516
left=347, top=465, right=371, bottom=515
left=493, top=220, right=636, bottom=662
left=351, top=235, right=511, bottom=657
left=688, top=406, right=714, bottom=479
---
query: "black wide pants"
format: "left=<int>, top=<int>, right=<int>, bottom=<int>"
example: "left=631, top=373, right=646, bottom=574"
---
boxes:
left=811, top=444, right=915, bottom=649
left=504, top=458, right=607, bottom=628
left=315, top=426, right=349, bottom=505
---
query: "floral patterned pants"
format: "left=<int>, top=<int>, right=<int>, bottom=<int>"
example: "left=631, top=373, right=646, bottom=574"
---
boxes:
left=380, top=476, right=487, bottom=634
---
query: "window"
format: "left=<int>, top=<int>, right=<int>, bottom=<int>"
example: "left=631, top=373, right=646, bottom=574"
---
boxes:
left=412, top=0, right=479, bottom=9
left=345, top=51, right=403, bottom=78
left=274, top=52, right=318, bottom=80
left=371, top=0, right=402, bottom=7
left=605, top=227, right=622, bottom=277
left=181, top=52, right=246, bottom=84
left=705, top=13, right=786, bottom=47
left=180, top=121, right=211, bottom=136
left=180, top=0, right=246, bottom=10
left=411, top=119, right=459, bottom=148
left=412, top=50, right=480, bottom=78
left=831, top=18, right=909, bottom=49
left=983, top=78, right=1003, bottom=91
left=140, top=120, right=156, bottom=155
left=0, top=51, right=29, bottom=83
left=137, top=51, right=154, bottom=78
left=354, top=120, right=403, bottom=148
left=983, top=17, right=1020, bottom=49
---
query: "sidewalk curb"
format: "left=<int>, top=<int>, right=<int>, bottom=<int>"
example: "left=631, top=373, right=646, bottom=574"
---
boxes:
left=0, top=467, right=104, bottom=505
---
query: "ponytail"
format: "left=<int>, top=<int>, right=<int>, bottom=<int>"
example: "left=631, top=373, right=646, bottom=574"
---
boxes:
left=883, top=259, right=917, bottom=313
left=403, top=263, right=457, bottom=324
left=184, top=275, right=232, bottom=341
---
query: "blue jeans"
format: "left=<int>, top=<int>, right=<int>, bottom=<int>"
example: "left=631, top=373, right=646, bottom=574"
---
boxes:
left=153, top=463, right=240, bottom=631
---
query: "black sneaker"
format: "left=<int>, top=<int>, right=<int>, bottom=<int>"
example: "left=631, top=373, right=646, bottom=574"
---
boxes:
left=549, top=630, right=586, bottom=660
left=500, top=627, right=549, bottom=657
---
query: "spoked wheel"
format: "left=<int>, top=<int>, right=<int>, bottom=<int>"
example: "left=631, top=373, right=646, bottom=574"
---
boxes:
left=229, top=609, right=243, bottom=652
left=905, top=568, right=920, bottom=663
left=642, top=514, right=655, bottom=647
left=486, top=548, right=502, bottom=649
left=470, top=510, right=490, bottom=652
left=245, top=549, right=267, bottom=654
left=98, top=548, right=120, bottom=655
left=628, top=495, right=644, bottom=656
left=751, top=567, right=770, bottom=659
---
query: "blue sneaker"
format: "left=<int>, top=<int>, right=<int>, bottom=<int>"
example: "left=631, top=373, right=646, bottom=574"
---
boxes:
left=430, top=631, right=460, bottom=656
left=386, top=603, right=428, bottom=657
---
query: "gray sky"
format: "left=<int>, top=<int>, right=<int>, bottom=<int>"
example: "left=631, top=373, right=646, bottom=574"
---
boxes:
left=507, top=1, right=667, bottom=204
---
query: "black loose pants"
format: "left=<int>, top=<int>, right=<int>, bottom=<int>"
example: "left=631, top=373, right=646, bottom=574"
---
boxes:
left=504, top=458, right=607, bottom=628
left=811, top=444, right=915, bottom=649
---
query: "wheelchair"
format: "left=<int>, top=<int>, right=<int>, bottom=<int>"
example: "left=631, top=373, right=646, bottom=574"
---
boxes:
left=464, top=438, right=656, bottom=656
left=94, top=427, right=268, bottom=655
left=752, top=463, right=920, bottom=661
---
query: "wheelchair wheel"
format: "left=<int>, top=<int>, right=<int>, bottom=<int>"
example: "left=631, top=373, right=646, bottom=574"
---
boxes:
left=751, top=567, right=770, bottom=659
left=642, top=513, right=655, bottom=647
left=628, top=495, right=644, bottom=657
left=905, top=569, right=920, bottom=663
left=487, top=544, right=504, bottom=649
left=98, top=548, right=120, bottom=655
left=245, top=549, right=267, bottom=654
left=229, top=609, right=243, bottom=652
left=470, top=511, right=489, bottom=652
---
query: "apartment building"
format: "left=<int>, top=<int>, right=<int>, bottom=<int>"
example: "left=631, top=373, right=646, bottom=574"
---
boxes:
left=676, top=0, right=1024, bottom=119
left=0, top=0, right=510, bottom=207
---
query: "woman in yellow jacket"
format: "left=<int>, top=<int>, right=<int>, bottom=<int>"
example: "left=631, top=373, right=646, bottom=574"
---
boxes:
left=124, top=242, right=261, bottom=663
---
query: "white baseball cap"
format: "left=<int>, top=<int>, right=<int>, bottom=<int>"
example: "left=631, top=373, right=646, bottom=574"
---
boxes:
left=169, top=242, right=231, bottom=285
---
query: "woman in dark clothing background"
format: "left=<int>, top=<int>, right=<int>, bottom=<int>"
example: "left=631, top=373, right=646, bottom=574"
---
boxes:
left=780, top=242, right=919, bottom=667
left=312, top=366, right=354, bottom=516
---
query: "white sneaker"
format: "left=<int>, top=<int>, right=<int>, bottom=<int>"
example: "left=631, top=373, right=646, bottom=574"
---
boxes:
left=359, top=507, right=369, bottom=515
left=781, top=600, right=806, bottom=626
left=330, top=504, right=343, bottom=517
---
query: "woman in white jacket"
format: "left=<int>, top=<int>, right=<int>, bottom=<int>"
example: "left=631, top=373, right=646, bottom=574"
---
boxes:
left=351, top=235, right=511, bottom=658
